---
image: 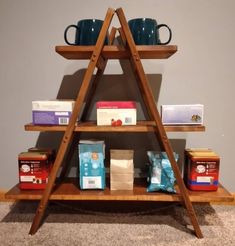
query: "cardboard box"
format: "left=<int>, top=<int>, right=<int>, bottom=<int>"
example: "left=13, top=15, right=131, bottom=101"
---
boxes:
left=18, top=151, right=53, bottom=190
left=32, top=100, right=75, bottom=125
left=110, top=149, right=134, bottom=190
left=96, top=101, right=137, bottom=126
left=78, top=140, right=105, bottom=189
left=184, top=148, right=220, bottom=191
left=161, top=104, right=203, bottom=125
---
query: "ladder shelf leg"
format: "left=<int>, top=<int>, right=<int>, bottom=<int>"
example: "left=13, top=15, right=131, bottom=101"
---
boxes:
left=116, top=7, right=203, bottom=238
left=29, top=8, right=115, bottom=235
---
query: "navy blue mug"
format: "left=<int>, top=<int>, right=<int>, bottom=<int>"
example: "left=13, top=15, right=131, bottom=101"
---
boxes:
left=64, top=19, right=108, bottom=45
left=128, top=18, right=172, bottom=45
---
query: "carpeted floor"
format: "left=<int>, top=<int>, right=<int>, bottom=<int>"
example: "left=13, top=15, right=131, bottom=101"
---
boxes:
left=0, top=200, right=234, bottom=246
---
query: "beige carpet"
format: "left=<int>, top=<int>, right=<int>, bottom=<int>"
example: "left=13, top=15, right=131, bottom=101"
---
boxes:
left=0, top=200, right=234, bottom=246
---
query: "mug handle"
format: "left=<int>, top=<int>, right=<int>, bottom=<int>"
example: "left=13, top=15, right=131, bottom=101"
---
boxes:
left=64, top=25, right=79, bottom=45
left=157, top=24, right=172, bottom=45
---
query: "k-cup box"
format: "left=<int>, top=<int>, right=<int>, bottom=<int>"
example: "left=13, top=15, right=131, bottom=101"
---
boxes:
left=32, top=100, right=75, bottom=125
left=96, top=101, right=137, bottom=126
left=161, top=104, right=203, bottom=125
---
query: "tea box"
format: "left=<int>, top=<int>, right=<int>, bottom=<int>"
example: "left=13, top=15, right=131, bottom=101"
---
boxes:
left=96, top=101, right=136, bottom=126
left=161, top=104, right=203, bottom=125
left=32, top=100, right=75, bottom=125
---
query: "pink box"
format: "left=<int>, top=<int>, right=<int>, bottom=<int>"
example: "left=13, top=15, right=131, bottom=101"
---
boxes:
left=96, top=101, right=137, bottom=126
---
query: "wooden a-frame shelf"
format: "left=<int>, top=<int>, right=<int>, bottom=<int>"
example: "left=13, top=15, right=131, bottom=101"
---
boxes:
left=7, top=8, right=233, bottom=238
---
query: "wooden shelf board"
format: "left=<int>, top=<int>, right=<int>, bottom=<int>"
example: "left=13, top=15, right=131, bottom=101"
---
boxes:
left=55, top=45, right=178, bottom=60
left=5, top=178, right=233, bottom=203
left=24, top=121, right=205, bottom=132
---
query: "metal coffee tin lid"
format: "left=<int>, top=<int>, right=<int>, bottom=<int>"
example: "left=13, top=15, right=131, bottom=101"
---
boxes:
left=18, top=152, right=48, bottom=160
left=185, top=148, right=219, bottom=160
left=28, top=147, right=55, bottom=154
left=185, top=148, right=212, bottom=152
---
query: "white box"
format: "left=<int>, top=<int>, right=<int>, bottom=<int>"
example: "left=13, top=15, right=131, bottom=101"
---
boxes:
left=96, top=101, right=137, bottom=126
left=161, top=104, right=204, bottom=125
left=32, top=100, right=75, bottom=125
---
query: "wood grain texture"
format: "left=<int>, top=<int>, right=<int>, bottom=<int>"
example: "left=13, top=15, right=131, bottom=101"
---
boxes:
left=24, top=122, right=206, bottom=132
left=55, top=45, right=177, bottom=60
left=4, top=179, right=234, bottom=203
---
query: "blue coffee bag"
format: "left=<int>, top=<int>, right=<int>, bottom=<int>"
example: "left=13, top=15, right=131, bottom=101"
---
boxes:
left=147, top=151, right=178, bottom=193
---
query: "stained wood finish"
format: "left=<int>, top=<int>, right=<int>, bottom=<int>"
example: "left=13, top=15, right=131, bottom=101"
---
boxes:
left=25, top=122, right=206, bottom=132
left=116, top=8, right=203, bottom=238
left=29, top=8, right=116, bottom=235
left=5, top=179, right=234, bottom=203
left=55, top=45, right=177, bottom=60
left=58, top=27, right=119, bottom=182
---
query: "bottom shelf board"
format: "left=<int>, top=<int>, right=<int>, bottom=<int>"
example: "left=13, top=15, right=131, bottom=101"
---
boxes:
left=5, top=178, right=234, bottom=203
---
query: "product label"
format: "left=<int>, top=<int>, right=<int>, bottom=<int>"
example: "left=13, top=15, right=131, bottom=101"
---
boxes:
left=82, top=176, right=102, bottom=189
left=97, top=108, right=136, bottom=126
left=150, top=166, right=161, bottom=184
left=187, top=159, right=219, bottom=190
left=79, top=141, right=105, bottom=190
left=18, top=158, right=52, bottom=189
left=32, top=111, right=71, bottom=125
left=20, top=176, right=35, bottom=182
left=197, top=176, right=213, bottom=183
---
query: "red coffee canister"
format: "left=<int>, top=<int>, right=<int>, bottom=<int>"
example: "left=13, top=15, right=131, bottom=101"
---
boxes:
left=18, top=151, right=53, bottom=190
left=184, top=148, right=220, bottom=191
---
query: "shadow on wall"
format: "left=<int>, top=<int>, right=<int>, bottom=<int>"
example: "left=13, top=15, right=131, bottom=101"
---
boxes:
left=35, top=59, right=186, bottom=176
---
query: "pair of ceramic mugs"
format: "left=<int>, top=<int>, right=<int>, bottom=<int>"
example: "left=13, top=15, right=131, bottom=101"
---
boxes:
left=64, top=18, right=172, bottom=46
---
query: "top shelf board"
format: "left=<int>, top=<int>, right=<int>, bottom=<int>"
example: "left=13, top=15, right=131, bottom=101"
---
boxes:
left=55, top=45, right=178, bottom=60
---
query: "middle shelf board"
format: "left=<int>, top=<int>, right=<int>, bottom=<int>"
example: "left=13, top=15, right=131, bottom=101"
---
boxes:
left=5, top=178, right=234, bottom=203
left=25, top=121, right=205, bottom=132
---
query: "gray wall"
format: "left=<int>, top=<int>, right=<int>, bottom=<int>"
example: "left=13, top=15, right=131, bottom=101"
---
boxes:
left=0, top=0, right=234, bottom=191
